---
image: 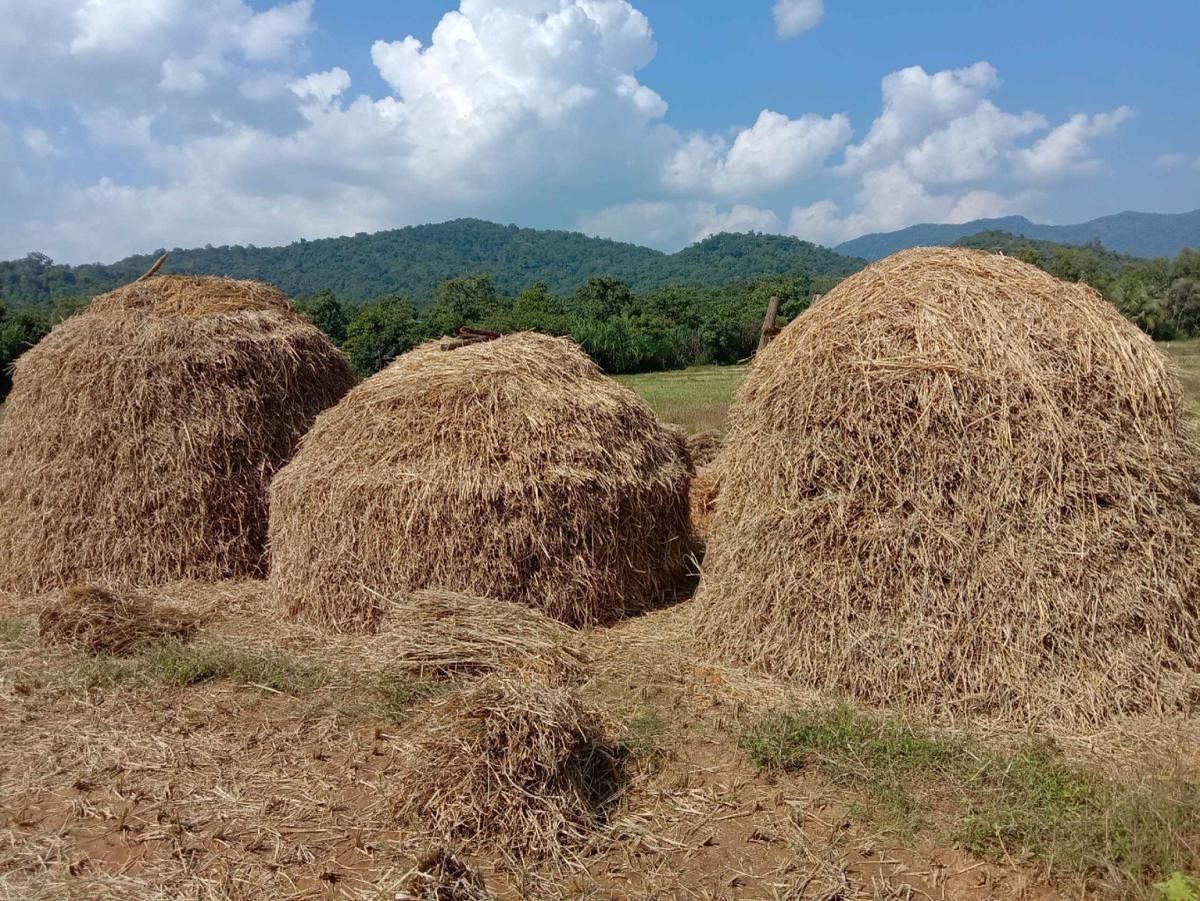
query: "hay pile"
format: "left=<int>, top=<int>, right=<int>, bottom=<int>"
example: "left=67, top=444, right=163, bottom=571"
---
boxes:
left=381, top=589, right=591, bottom=685
left=398, top=850, right=493, bottom=901
left=39, top=585, right=199, bottom=655
left=0, top=276, right=355, bottom=593
left=270, top=332, right=692, bottom=630
left=694, top=247, right=1200, bottom=722
left=394, top=678, right=620, bottom=859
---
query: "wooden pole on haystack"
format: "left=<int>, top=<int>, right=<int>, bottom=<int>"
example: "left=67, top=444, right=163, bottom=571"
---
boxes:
left=758, top=295, right=782, bottom=351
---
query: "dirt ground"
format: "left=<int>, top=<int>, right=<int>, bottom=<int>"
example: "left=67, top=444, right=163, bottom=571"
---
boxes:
left=3, top=579, right=1195, bottom=900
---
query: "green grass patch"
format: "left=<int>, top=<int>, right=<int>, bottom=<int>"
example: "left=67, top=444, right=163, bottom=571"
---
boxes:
left=62, top=639, right=333, bottom=695
left=744, top=704, right=1200, bottom=896
left=617, top=705, right=669, bottom=769
left=617, top=365, right=745, bottom=434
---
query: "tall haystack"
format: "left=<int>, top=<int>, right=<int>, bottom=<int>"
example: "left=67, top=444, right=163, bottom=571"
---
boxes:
left=270, top=332, right=693, bottom=631
left=0, top=276, right=355, bottom=593
left=694, top=247, right=1200, bottom=722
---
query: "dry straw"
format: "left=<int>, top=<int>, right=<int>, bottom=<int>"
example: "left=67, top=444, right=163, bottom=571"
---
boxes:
left=694, top=247, right=1200, bottom=723
left=380, top=588, right=591, bottom=686
left=688, top=466, right=721, bottom=542
left=0, top=276, right=355, bottom=593
left=39, top=584, right=199, bottom=656
left=394, top=677, right=621, bottom=860
left=270, top=332, right=693, bottom=630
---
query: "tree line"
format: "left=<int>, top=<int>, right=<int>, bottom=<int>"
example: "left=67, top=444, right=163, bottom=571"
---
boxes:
left=2, top=232, right=1199, bottom=400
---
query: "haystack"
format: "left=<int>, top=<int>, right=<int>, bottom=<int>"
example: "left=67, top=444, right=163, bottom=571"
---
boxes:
left=270, top=332, right=692, bottom=630
left=0, top=276, right=355, bottom=592
left=394, top=678, right=620, bottom=859
left=694, top=247, right=1200, bottom=722
left=39, top=585, right=199, bottom=656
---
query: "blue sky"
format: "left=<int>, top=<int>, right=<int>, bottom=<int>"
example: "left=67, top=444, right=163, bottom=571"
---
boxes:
left=0, top=0, right=1196, bottom=263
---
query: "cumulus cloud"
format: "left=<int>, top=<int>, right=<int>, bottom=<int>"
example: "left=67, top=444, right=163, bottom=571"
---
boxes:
left=1011, top=106, right=1134, bottom=181
left=663, top=110, right=851, bottom=197
left=773, top=0, right=824, bottom=38
left=289, top=67, right=351, bottom=107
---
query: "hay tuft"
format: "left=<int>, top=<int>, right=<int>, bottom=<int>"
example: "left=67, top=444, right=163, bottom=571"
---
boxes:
left=688, top=466, right=721, bottom=542
left=398, top=849, right=493, bottom=901
left=684, top=429, right=723, bottom=469
left=394, top=677, right=621, bottom=859
left=694, top=247, right=1200, bottom=723
left=0, top=276, right=355, bottom=592
left=270, top=332, right=692, bottom=630
left=39, top=585, right=199, bottom=656
left=381, top=589, right=591, bottom=685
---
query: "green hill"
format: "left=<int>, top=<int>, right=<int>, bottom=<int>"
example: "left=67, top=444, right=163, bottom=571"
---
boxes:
left=0, top=219, right=865, bottom=306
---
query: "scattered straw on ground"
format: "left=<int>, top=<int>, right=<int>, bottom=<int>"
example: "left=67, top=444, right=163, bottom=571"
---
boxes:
left=694, top=247, right=1200, bottom=724
left=380, top=589, right=591, bottom=686
left=0, top=275, right=355, bottom=593
left=270, top=331, right=693, bottom=631
left=393, top=677, right=621, bottom=860
left=38, top=585, right=199, bottom=656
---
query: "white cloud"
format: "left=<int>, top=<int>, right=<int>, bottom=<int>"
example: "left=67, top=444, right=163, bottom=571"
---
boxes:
left=290, top=67, right=351, bottom=107
left=21, top=128, right=60, bottom=158
left=902, top=102, right=1045, bottom=185
left=1156, top=152, right=1189, bottom=168
left=1011, top=106, right=1134, bottom=182
left=663, top=110, right=851, bottom=197
left=773, top=0, right=823, bottom=39
left=839, top=62, right=999, bottom=176
left=788, top=164, right=1026, bottom=246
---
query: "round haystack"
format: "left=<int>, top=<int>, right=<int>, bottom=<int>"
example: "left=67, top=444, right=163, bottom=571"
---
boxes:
left=0, top=276, right=355, bottom=593
left=270, top=332, right=693, bottom=630
left=694, top=247, right=1200, bottom=722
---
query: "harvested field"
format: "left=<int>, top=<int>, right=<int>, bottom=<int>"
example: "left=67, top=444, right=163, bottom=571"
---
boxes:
left=2, top=330, right=1200, bottom=898
left=2, top=577, right=1198, bottom=898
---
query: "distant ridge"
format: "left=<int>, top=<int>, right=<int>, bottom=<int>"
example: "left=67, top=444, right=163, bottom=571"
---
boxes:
left=835, top=209, right=1200, bottom=261
left=0, top=218, right=865, bottom=306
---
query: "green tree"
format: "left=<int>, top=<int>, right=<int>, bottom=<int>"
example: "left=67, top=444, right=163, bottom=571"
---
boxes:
left=1167, top=278, right=1200, bottom=337
left=342, top=295, right=421, bottom=377
left=503, top=281, right=570, bottom=334
left=297, top=289, right=350, bottom=344
left=0, top=304, right=49, bottom=398
left=572, top=276, right=633, bottom=320
left=434, top=274, right=500, bottom=324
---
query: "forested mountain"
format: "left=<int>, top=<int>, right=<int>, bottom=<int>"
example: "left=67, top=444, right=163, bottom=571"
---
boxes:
left=836, top=209, right=1200, bottom=260
left=0, top=219, right=865, bottom=306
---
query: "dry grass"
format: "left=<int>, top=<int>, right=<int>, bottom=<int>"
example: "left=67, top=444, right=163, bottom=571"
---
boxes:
left=38, top=585, right=199, bottom=656
left=0, top=275, right=355, bottom=593
left=695, top=247, right=1200, bottom=724
left=393, top=677, right=623, bottom=861
left=380, top=588, right=591, bottom=686
left=270, top=332, right=693, bottom=631
left=396, top=849, right=494, bottom=900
